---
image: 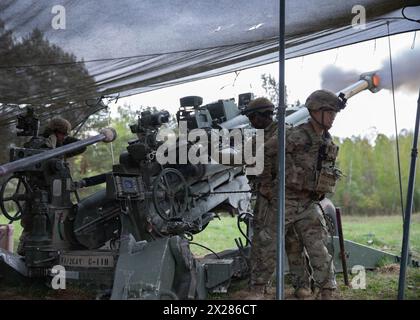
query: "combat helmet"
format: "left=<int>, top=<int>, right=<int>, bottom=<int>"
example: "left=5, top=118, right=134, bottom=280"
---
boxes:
left=242, top=97, right=274, bottom=115
left=47, top=117, right=71, bottom=135
left=305, top=90, right=345, bottom=112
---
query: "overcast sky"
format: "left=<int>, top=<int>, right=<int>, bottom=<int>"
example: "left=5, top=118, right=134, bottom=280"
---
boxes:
left=115, top=31, right=419, bottom=140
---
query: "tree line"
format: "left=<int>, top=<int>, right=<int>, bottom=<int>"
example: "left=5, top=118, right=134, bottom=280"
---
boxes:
left=332, top=131, right=418, bottom=215
left=0, top=19, right=97, bottom=164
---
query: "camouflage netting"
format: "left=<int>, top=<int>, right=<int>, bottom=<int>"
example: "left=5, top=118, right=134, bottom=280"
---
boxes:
left=1, top=1, right=419, bottom=163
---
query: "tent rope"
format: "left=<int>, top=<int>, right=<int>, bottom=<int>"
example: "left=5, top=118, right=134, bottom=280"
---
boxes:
left=333, top=48, right=339, bottom=64
left=386, top=21, right=405, bottom=221
left=411, top=31, right=417, bottom=49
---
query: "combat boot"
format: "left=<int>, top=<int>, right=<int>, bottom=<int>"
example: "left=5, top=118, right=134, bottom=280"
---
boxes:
left=294, top=287, right=313, bottom=299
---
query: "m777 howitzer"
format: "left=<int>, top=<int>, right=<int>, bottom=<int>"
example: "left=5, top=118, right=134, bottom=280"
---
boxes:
left=1, top=72, right=416, bottom=300
left=0, top=103, right=253, bottom=299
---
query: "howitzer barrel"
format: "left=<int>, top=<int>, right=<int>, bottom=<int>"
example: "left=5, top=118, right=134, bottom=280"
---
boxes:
left=0, top=128, right=117, bottom=177
left=284, top=83, right=365, bottom=126
left=219, top=72, right=381, bottom=129
left=285, top=71, right=381, bottom=126
left=217, top=115, right=250, bottom=130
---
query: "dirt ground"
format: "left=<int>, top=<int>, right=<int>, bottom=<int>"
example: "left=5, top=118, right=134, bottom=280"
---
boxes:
left=0, top=282, right=97, bottom=300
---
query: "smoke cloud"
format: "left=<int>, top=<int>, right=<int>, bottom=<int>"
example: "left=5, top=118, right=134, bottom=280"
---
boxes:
left=321, top=46, right=420, bottom=93
left=320, top=66, right=360, bottom=92
left=377, top=46, right=420, bottom=92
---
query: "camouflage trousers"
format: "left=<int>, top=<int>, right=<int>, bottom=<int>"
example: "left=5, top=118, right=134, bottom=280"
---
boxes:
left=249, top=196, right=336, bottom=290
left=285, top=226, right=311, bottom=289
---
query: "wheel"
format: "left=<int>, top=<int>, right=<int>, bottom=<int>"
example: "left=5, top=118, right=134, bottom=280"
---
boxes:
left=152, top=168, right=188, bottom=220
left=0, top=175, right=29, bottom=221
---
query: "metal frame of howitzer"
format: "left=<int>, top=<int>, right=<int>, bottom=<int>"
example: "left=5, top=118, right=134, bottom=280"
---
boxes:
left=0, top=99, right=255, bottom=299
left=0, top=81, right=418, bottom=300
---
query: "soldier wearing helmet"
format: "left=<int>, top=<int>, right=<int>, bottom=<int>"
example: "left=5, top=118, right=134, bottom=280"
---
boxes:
left=229, top=97, right=311, bottom=300
left=217, top=97, right=277, bottom=165
left=43, top=117, right=72, bottom=148
left=35, top=117, right=86, bottom=156
left=242, top=97, right=275, bottom=131
left=258, top=89, right=344, bottom=299
left=17, top=116, right=85, bottom=256
left=240, top=97, right=277, bottom=299
left=305, top=89, right=344, bottom=131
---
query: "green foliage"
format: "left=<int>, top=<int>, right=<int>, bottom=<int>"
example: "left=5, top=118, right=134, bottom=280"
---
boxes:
left=261, top=73, right=288, bottom=107
left=0, top=19, right=98, bottom=164
left=67, top=104, right=176, bottom=199
left=341, top=214, right=420, bottom=258
left=376, top=256, right=397, bottom=268
left=0, top=22, right=97, bottom=107
left=336, top=267, right=420, bottom=300
left=333, top=132, right=419, bottom=215
left=190, top=215, right=247, bottom=257
left=67, top=104, right=138, bottom=198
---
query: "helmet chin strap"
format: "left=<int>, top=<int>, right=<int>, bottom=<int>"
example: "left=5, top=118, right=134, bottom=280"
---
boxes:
left=310, top=111, right=329, bottom=130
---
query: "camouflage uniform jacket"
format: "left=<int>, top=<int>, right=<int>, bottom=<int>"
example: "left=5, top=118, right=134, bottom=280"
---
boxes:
left=260, top=121, right=341, bottom=200
left=246, top=121, right=277, bottom=182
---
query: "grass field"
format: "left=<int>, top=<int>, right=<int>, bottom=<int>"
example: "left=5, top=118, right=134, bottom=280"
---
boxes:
left=1, top=213, right=419, bottom=299
left=3, top=213, right=419, bottom=257
left=190, top=213, right=420, bottom=259
left=340, top=214, right=420, bottom=259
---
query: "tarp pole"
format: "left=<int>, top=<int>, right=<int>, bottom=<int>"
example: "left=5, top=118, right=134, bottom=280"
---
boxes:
left=397, top=88, right=420, bottom=299
left=276, top=0, right=286, bottom=300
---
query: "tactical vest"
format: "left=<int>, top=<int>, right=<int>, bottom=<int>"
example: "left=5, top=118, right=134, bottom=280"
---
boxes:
left=285, top=122, right=341, bottom=196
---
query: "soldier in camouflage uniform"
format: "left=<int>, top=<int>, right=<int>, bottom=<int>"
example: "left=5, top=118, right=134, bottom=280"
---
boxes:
left=17, top=117, right=82, bottom=256
left=259, top=89, right=343, bottom=299
left=241, top=97, right=311, bottom=299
